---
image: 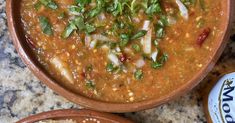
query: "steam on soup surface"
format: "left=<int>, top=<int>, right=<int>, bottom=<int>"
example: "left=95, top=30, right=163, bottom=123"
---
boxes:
left=21, top=0, right=223, bottom=102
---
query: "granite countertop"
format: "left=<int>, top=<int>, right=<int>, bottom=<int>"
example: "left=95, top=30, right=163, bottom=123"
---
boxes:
left=0, top=0, right=235, bottom=122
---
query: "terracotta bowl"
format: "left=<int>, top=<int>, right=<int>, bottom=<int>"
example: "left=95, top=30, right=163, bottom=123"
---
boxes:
left=6, top=0, right=235, bottom=112
left=16, top=109, right=133, bottom=123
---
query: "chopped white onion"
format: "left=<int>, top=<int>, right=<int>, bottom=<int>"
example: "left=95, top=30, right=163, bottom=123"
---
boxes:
left=91, top=34, right=111, bottom=42
left=108, top=53, right=121, bottom=66
left=151, top=50, right=159, bottom=62
left=141, top=20, right=152, bottom=54
left=176, top=0, right=189, bottom=20
left=142, top=20, right=151, bottom=31
left=133, top=17, right=140, bottom=23
left=90, top=40, right=98, bottom=49
left=115, top=46, right=121, bottom=52
left=135, top=58, right=145, bottom=68
left=142, top=28, right=152, bottom=54
left=51, top=57, right=74, bottom=84
left=85, top=35, right=91, bottom=47
left=98, top=13, right=106, bottom=21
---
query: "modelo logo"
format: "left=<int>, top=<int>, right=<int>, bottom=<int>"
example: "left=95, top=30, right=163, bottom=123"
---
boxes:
left=219, top=78, right=235, bottom=123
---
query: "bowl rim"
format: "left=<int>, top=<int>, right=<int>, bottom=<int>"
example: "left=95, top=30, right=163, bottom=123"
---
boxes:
left=6, top=0, right=235, bottom=113
left=16, top=109, right=133, bottom=123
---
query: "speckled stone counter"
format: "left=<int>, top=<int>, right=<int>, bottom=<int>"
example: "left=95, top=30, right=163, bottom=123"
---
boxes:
left=0, top=0, right=235, bottom=123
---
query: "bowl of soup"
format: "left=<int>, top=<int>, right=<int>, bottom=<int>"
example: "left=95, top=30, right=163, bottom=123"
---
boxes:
left=6, top=0, right=234, bottom=112
left=17, top=109, right=133, bottom=123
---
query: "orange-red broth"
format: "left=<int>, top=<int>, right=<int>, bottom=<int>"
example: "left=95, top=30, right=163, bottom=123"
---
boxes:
left=21, top=0, right=223, bottom=102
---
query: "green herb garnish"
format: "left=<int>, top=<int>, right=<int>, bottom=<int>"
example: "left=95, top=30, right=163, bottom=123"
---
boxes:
left=61, top=22, right=77, bottom=39
left=85, top=80, right=96, bottom=90
left=58, top=12, right=65, bottom=19
left=155, top=16, right=168, bottom=38
left=134, top=69, right=143, bottom=80
left=85, top=24, right=96, bottom=34
left=151, top=53, right=168, bottom=69
left=199, top=0, right=206, bottom=11
left=34, top=2, right=42, bottom=11
left=87, top=0, right=105, bottom=18
left=75, top=0, right=91, bottom=6
left=132, top=44, right=141, bottom=52
left=39, top=0, right=58, bottom=10
left=131, top=30, right=147, bottom=40
left=86, top=64, right=93, bottom=72
left=181, top=0, right=196, bottom=6
left=153, top=39, right=160, bottom=47
left=119, top=33, right=130, bottom=47
left=61, top=16, right=96, bottom=38
left=106, top=63, right=116, bottom=72
left=69, top=5, right=84, bottom=15
left=145, top=0, right=162, bottom=16
left=39, top=16, right=53, bottom=36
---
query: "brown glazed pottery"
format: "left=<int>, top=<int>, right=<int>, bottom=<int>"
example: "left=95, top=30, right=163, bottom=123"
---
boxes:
left=16, top=109, right=133, bottom=123
left=6, top=0, right=235, bottom=112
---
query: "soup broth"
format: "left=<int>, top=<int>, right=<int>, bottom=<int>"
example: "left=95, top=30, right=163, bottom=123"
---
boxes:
left=21, top=0, right=223, bottom=102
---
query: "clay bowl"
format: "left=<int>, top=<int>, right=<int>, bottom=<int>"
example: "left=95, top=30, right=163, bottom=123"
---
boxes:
left=6, top=0, right=235, bottom=112
left=16, top=109, right=133, bottom=123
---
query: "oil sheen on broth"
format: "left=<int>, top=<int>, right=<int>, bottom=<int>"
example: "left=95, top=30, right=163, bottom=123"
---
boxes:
left=21, top=0, right=223, bottom=103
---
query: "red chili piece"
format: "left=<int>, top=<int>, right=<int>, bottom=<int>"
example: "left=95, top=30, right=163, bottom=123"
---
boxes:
left=80, top=72, right=86, bottom=79
left=197, top=28, right=211, bottom=46
left=119, top=53, right=127, bottom=62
